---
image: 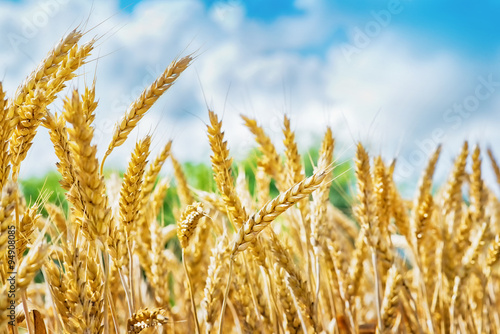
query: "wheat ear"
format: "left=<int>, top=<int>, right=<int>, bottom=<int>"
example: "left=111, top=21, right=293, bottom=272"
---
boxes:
left=230, top=166, right=332, bottom=258
left=487, top=147, right=500, bottom=186
left=17, top=238, right=49, bottom=292
left=141, top=140, right=172, bottom=201
left=0, top=83, right=16, bottom=190
left=16, top=205, right=40, bottom=258
left=43, top=111, right=75, bottom=192
left=63, top=90, right=111, bottom=242
left=12, top=29, right=82, bottom=106
left=441, top=142, right=469, bottom=279
left=354, top=143, right=375, bottom=245
left=0, top=285, right=9, bottom=328
left=10, top=40, right=95, bottom=180
left=378, top=265, right=402, bottom=333
left=171, top=154, right=194, bottom=207
left=202, top=238, right=229, bottom=333
left=207, top=110, right=247, bottom=228
left=469, top=145, right=487, bottom=225
left=268, top=230, right=317, bottom=332
left=0, top=184, right=15, bottom=262
left=241, top=115, right=285, bottom=190
left=282, top=115, right=304, bottom=186
left=127, top=308, right=169, bottom=334
left=120, top=135, right=151, bottom=234
left=101, top=55, right=192, bottom=170
left=311, top=127, right=334, bottom=248
left=411, top=145, right=440, bottom=256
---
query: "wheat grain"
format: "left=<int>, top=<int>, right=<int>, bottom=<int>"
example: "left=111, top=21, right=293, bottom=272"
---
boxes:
left=134, top=178, right=169, bottom=268
left=310, top=127, right=335, bottom=249
left=442, top=142, right=469, bottom=279
left=81, top=83, right=97, bottom=126
left=373, top=157, right=390, bottom=241
left=386, top=167, right=412, bottom=246
left=442, top=142, right=468, bottom=229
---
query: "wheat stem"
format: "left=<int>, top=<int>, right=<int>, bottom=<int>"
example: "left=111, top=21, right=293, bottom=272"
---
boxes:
left=372, top=251, right=384, bottom=332
left=118, top=268, right=134, bottom=319
left=219, top=259, right=233, bottom=334
left=183, top=249, right=201, bottom=334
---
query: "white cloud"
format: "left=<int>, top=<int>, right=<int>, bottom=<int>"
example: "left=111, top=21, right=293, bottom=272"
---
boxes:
left=0, top=0, right=498, bottom=191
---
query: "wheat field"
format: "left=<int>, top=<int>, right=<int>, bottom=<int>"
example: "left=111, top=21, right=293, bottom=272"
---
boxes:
left=1, top=28, right=500, bottom=334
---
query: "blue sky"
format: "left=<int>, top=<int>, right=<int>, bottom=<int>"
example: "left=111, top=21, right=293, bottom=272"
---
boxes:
left=1, top=0, right=500, bottom=191
left=124, top=1, right=499, bottom=52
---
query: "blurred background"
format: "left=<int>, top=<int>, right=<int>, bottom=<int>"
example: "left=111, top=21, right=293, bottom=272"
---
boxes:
left=1, top=0, right=500, bottom=198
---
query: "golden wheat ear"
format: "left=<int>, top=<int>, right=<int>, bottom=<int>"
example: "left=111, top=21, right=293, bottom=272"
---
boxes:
left=171, top=154, right=194, bottom=207
left=119, top=135, right=151, bottom=234
left=11, top=29, right=82, bottom=106
left=101, top=54, right=193, bottom=172
left=207, top=110, right=247, bottom=229
left=241, top=114, right=286, bottom=190
left=0, top=82, right=15, bottom=191
left=10, top=38, right=96, bottom=180
left=230, top=165, right=333, bottom=258
left=127, top=307, right=169, bottom=334
left=63, top=89, right=111, bottom=243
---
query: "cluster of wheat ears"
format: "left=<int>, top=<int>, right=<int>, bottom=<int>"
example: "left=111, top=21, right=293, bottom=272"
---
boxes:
left=1, top=28, right=500, bottom=334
